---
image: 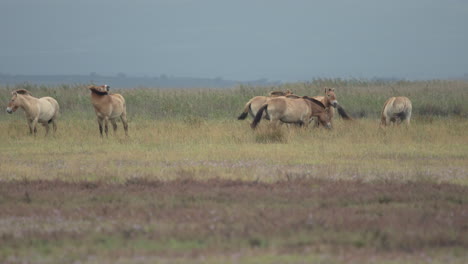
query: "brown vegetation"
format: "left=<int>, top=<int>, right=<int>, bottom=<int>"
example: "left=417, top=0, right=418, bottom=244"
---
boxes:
left=0, top=179, right=467, bottom=263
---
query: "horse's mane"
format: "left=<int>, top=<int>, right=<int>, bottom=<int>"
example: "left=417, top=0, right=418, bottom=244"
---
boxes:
left=302, top=96, right=326, bottom=109
left=14, top=89, right=32, bottom=95
left=269, top=91, right=286, bottom=96
left=269, top=90, right=293, bottom=97
left=89, top=86, right=109, bottom=96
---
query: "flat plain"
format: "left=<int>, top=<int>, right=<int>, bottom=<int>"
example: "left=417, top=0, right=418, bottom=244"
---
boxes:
left=0, top=80, right=467, bottom=263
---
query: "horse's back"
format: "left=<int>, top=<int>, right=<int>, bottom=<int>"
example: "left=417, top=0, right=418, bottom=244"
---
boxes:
left=312, top=95, right=325, bottom=102
left=38, top=97, right=59, bottom=122
left=110, top=93, right=127, bottom=117
left=42, top=97, right=59, bottom=109
left=111, top=93, right=126, bottom=104
left=388, top=97, right=411, bottom=114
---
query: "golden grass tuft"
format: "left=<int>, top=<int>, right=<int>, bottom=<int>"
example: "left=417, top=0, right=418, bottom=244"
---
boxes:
left=254, top=126, right=288, bottom=144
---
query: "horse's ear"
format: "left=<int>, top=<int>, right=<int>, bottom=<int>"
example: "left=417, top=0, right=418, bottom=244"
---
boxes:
left=330, top=88, right=335, bottom=91
left=14, top=89, right=31, bottom=95
left=11, top=91, right=17, bottom=96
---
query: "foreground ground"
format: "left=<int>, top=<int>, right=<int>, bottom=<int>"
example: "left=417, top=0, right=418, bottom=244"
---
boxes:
left=1, top=179, right=467, bottom=264
left=0, top=118, right=467, bottom=263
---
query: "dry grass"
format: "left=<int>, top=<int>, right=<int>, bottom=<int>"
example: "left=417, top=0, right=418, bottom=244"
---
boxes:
left=0, top=118, right=466, bottom=185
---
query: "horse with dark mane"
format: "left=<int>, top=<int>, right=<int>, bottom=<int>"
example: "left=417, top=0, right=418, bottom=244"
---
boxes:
left=250, top=96, right=331, bottom=129
left=88, top=85, right=128, bottom=137
left=6, top=89, right=59, bottom=136
left=237, top=90, right=293, bottom=120
left=380, top=96, right=412, bottom=128
left=312, top=88, right=352, bottom=126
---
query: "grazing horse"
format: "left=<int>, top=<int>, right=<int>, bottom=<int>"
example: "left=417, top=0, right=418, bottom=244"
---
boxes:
left=380, top=96, right=412, bottom=127
left=6, top=89, right=59, bottom=136
left=312, top=88, right=352, bottom=126
left=250, top=96, right=331, bottom=129
left=88, top=85, right=128, bottom=137
left=237, top=90, right=294, bottom=120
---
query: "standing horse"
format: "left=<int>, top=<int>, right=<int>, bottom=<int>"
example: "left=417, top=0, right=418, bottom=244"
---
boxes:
left=312, top=88, right=352, bottom=126
left=250, top=96, right=331, bottom=129
left=88, top=85, right=129, bottom=137
left=380, top=96, right=412, bottom=127
left=237, top=90, right=293, bottom=120
left=6, top=89, right=59, bottom=136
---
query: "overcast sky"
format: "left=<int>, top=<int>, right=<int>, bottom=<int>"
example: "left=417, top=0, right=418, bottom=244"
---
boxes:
left=1, top=0, right=467, bottom=81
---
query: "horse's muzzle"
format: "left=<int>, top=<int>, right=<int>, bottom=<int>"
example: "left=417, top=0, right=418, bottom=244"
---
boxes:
left=332, top=101, right=338, bottom=108
left=6, top=108, right=13, bottom=114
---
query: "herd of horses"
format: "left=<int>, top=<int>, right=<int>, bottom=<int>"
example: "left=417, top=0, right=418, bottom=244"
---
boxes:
left=5, top=85, right=412, bottom=136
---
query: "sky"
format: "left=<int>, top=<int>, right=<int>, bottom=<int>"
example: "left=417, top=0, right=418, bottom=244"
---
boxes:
left=1, top=0, right=467, bottom=81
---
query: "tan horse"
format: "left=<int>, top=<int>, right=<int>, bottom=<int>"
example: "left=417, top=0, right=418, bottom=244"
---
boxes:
left=88, top=85, right=128, bottom=137
left=250, top=96, right=331, bottom=129
left=312, top=88, right=352, bottom=126
left=6, top=89, right=59, bottom=136
left=380, top=96, right=412, bottom=127
left=237, top=90, right=293, bottom=120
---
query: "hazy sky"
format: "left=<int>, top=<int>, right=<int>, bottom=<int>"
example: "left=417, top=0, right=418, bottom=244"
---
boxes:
left=1, top=0, right=467, bottom=81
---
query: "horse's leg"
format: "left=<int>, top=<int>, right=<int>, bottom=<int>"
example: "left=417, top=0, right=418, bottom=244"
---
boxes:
left=111, top=119, right=118, bottom=133
left=28, top=119, right=34, bottom=135
left=319, top=115, right=332, bottom=129
left=52, top=120, right=57, bottom=133
left=405, top=116, right=411, bottom=127
left=104, top=118, right=109, bottom=138
left=97, top=118, right=104, bottom=137
left=44, top=123, right=50, bottom=136
left=31, top=118, right=38, bottom=136
left=120, top=113, right=129, bottom=137
left=386, top=116, right=392, bottom=127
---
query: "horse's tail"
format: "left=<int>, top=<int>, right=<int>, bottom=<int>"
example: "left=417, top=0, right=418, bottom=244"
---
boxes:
left=237, top=100, right=252, bottom=120
left=251, top=104, right=268, bottom=129
left=336, top=105, right=353, bottom=120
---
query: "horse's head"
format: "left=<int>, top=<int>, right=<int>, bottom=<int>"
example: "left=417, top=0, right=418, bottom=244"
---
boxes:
left=6, top=90, right=30, bottom=114
left=88, top=85, right=109, bottom=95
left=325, top=88, right=338, bottom=108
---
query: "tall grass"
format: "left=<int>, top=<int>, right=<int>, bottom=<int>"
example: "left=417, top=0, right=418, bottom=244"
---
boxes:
left=1, top=79, right=467, bottom=121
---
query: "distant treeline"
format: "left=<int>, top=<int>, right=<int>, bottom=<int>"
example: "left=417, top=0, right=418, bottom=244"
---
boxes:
left=0, top=73, right=278, bottom=88
left=0, top=79, right=466, bottom=120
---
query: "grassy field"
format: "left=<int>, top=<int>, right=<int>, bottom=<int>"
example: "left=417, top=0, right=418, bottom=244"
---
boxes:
left=0, top=80, right=467, bottom=263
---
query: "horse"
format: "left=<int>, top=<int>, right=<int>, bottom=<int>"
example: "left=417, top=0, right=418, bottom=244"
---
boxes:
left=237, top=90, right=294, bottom=120
left=6, top=89, right=59, bottom=136
left=311, top=88, right=352, bottom=126
left=380, top=96, right=412, bottom=127
left=250, top=96, right=332, bottom=129
left=88, top=85, right=129, bottom=137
